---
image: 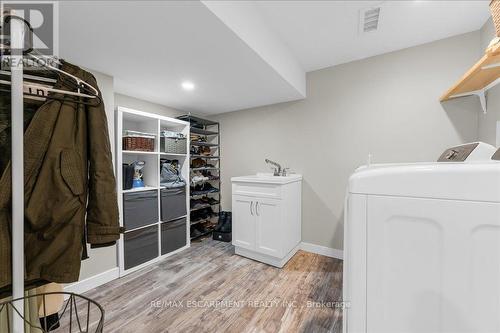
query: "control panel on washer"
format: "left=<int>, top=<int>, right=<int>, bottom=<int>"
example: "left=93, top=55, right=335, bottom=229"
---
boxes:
left=493, top=147, right=500, bottom=161
left=438, top=142, right=496, bottom=162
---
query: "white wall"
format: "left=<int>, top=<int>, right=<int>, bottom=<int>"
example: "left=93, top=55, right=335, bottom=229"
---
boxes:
left=213, top=32, right=481, bottom=251
left=479, top=18, right=500, bottom=147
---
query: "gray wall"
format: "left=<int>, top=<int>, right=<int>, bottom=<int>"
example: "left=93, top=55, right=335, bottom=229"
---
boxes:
left=479, top=18, right=500, bottom=147
left=213, top=32, right=481, bottom=251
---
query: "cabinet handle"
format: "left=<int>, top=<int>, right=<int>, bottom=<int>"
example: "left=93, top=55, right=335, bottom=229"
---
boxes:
left=250, top=201, right=254, bottom=216
left=255, top=202, right=260, bottom=216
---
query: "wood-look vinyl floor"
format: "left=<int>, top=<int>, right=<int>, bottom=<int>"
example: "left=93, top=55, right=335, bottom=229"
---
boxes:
left=71, top=239, right=343, bottom=333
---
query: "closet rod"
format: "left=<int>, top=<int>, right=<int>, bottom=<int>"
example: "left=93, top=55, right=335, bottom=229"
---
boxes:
left=9, top=13, right=26, bottom=333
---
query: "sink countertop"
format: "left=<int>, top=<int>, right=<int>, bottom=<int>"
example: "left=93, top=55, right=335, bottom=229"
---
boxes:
left=231, top=173, right=302, bottom=184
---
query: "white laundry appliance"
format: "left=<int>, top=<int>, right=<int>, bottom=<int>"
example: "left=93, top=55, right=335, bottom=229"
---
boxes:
left=343, top=143, right=500, bottom=333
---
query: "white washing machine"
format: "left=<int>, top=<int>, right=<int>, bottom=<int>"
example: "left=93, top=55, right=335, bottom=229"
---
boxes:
left=343, top=143, right=500, bottom=333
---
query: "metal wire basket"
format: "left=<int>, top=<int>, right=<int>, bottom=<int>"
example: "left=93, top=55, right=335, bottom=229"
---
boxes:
left=0, top=292, right=104, bottom=333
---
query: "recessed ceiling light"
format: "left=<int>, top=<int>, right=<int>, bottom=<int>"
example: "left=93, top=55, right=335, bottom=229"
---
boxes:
left=182, top=81, right=195, bottom=91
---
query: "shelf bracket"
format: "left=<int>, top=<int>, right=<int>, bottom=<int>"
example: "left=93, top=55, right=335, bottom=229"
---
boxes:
left=449, top=90, right=487, bottom=113
left=478, top=91, right=487, bottom=114
left=448, top=77, right=500, bottom=114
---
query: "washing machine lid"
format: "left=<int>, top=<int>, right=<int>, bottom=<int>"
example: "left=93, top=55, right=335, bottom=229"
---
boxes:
left=348, top=162, right=500, bottom=202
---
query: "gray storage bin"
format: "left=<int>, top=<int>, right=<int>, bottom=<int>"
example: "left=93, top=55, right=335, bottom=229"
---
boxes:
left=160, top=187, right=187, bottom=222
left=124, top=225, right=158, bottom=270
left=160, top=137, right=187, bottom=154
left=123, top=190, right=158, bottom=230
left=161, top=218, right=187, bottom=255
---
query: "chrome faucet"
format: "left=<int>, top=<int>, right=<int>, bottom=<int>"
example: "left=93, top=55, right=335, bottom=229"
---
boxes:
left=265, top=159, right=282, bottom=176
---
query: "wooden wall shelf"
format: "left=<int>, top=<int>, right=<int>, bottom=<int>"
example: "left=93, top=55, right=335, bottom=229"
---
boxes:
left=440, top=41, right=500, bottom=113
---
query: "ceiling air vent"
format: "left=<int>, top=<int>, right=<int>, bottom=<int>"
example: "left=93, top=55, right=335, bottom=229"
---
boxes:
left=360, top=7, right=381, bottom=33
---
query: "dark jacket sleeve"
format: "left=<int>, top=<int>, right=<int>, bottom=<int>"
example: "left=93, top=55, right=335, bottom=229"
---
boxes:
left=85, top=74, right=121, bottom=246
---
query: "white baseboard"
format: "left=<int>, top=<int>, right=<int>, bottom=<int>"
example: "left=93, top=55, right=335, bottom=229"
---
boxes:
left=300, top=242, right=343, bottom=260
left=64, top=267, right=119, bottom=294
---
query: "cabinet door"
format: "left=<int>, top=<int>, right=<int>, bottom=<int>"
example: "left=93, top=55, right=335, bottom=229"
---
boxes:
left=255, top=198, right=282, bottom=257
left=232, top=196, right=255, bottom=250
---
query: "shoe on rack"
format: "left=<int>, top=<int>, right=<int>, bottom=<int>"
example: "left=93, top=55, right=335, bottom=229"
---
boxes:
left=191, top=171, right=209, bottom=185
left=191, top=158, right=206, bottom=168
left=191, top=209, right=203, bottom=221
left=202, top=207, right=216, bottom=219
left=190, top=146, right=200, bottom=155
left=190, top=199, right=207, bottom=209
left=201, top=170, right=219, bottom=180
left=194, top=223, right=209, bottom=234
left=191, top=183, right=216, bottom=195
left=201, top=183, right=219, bottom=193
left=190, top=227, right=202, bottom=238
left=197, top=209, right=209, bottom=220
left=191, top=134, right=207, bottom=142
left=201, top=196, right=219, bottom=205
left=200, top=146, right=212, bottom=156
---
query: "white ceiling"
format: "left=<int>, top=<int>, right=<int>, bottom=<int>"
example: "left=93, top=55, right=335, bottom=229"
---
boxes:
left=59, top=1, right=491, bottom=115
left=59, top=1, right=304, bottom=114
left=254, top=0, right=491, bottom=72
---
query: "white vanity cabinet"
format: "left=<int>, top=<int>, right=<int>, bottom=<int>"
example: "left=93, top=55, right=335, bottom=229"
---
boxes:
left=231, top=174, right=302, bottom=268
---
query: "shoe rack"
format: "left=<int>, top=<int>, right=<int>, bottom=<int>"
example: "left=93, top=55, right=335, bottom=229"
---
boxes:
left=177, top=114, right=221, bottom=240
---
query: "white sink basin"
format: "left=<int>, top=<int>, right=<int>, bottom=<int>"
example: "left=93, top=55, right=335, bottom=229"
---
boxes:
left=231, top=173, right=302, bottom=184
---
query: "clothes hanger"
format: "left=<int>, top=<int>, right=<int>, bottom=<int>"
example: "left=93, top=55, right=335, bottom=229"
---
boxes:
left=0, top=14, right=101, bottom=105
left=0, top=69, right=56, bottom=102
left=28, top=52, right=100, bottom=98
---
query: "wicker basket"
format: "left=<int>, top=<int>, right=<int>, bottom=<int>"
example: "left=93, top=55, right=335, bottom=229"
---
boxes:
left=123, top=130, right=156, bottom=152
left=161, top=137, right=187, bottom=154
left=491, top=0, right=500, bottom=37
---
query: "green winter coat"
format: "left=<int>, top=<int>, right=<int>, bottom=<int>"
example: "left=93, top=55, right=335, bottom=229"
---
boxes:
left=0, top=61, right=120, bottom=294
